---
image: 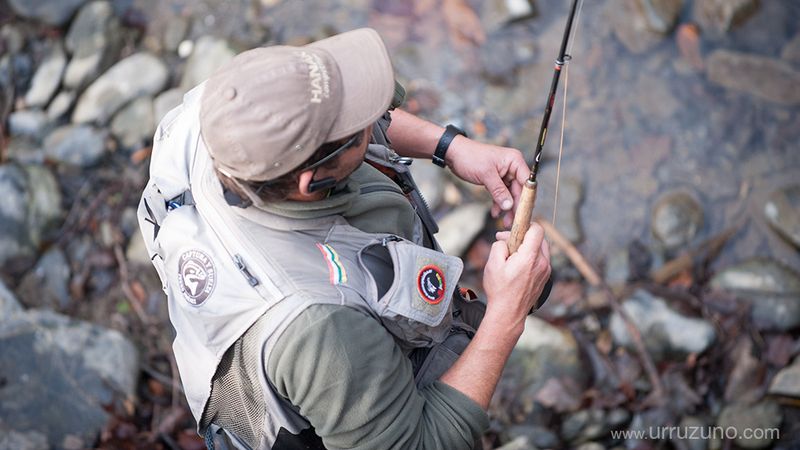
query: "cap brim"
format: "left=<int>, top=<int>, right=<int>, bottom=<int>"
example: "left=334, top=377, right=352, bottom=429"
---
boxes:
left=308, top=28, right=394, bottom=142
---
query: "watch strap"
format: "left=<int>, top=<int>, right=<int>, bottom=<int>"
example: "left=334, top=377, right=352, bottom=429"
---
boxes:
left=432, top=124, right=467, bottom=168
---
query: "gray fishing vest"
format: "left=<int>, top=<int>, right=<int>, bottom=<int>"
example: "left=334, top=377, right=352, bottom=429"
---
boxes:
left=138, top=83, right=471, bottom=449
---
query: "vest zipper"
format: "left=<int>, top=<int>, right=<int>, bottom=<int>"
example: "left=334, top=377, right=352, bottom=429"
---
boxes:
left=233, top=254, right=260, bottom=287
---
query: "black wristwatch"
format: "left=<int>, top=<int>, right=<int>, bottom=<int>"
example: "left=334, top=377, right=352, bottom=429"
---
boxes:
left=432, top=124, right=467, bottom=168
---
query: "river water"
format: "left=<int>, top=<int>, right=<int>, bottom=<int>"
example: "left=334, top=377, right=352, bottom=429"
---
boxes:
left=130, top=0, right=800, bottom=273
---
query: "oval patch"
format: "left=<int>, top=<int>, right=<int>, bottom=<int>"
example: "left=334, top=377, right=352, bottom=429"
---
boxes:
left=178, top=249, right=217, bottom=306
left=417, top=265, right=445, bottom=305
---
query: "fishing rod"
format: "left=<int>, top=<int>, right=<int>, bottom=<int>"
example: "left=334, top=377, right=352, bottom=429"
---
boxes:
left=507, top=0, right=582, bottom=253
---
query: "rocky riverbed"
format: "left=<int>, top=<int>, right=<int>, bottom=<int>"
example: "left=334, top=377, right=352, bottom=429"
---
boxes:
left=1, top=0, right=799, bottom=448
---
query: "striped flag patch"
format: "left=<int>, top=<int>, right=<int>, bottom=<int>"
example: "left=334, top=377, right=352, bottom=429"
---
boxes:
left=316, top=243, right=348, bottom=285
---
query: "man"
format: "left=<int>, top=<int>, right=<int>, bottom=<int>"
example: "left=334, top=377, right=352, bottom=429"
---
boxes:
left=138, top=28, right=550, bottom=450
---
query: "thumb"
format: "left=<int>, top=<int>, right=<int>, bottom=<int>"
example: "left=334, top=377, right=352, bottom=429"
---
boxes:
left=485, top=173, right=514, bottom=211
left=488, top=239, right=510, bottom=266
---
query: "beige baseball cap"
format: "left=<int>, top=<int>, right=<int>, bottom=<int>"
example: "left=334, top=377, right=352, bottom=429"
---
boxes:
left=199, top=28, right=395, bottom=182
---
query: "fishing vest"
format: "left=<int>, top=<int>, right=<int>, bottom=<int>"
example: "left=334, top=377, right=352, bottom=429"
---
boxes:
left=137, top=83, right=472, bottom=449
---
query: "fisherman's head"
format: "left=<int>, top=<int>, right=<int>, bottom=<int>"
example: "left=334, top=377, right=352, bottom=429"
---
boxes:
left=199, top=28, right=394, bottom=207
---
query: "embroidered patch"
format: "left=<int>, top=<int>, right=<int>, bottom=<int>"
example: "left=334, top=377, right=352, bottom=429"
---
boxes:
left=178, top=249, right=217, bottom=306
left=417, top=265, right=445, bottom=305
left=316, top=243, right=347, bottom=285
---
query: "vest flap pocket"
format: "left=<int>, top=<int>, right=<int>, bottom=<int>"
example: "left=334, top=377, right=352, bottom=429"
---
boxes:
left=383, top=238, right=463, bottom=327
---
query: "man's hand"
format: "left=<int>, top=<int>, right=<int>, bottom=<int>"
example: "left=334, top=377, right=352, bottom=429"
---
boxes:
left=482, top=225, right=551, bottom=334
left=445, top=137, right=531, bottom=227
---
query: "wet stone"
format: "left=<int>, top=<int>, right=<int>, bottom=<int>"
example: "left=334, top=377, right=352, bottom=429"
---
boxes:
left=110, top=96, right=155, bottom=151
left=180, top=36, right=236, bottom=91
left=711, top=258, right=800, bottom=331
left=651, top=191, right=703, bottom=251
left=16, top=247, right=72, bottom=311
left=436, top=202, right=490, bottom=256
left=716, top=401, right=782, bottom=449
left=24, top=42, right=66, bottom=108
left=153, top=88, right=184, bottom=124
left=6, top=0, right=89, bottom=26
left=72, top=52, right=168, bottom=124
left=707, top=50, right=800, bottom=105
left=0, top=310, right=139, bottom=448
left=63, top=0, right=120, bottom=90
left=764, top=184, right=800, bottom=249
left=768, top=357, right=800, bottom=398
left=693, top=0, right=759, bottom=34
left=611, top=289, right=716, bottom=359
left=44, top=125, right=108, bottom=167
left=7, top=110, right=49, bottom=140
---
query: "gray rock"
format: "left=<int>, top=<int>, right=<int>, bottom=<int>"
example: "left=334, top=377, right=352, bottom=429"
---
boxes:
left=693, top=0, right=759, bottom=34
left=63, top=0, right=120, bottom=90
left=651, top=191, right=703, bottom=250
left=46, top=90, right=76, bottom=120
left=638, top=0, right=683, bottom=34
left=610, top=289, right=716, bottom=359
left=8, top=110, right=50, bottom=139
left=707, top=50, right=800, bottom=105
left=764, top=185, right=800, bottom=249
left=0, top=24, right=26, bottom=54
left=710, top=259, right=800, bottom=331
left=153, top=88, right=184, bottom=124
left=408, top=160, right=445, bottom=211
left=605, top=248, right=631, bottom=287
left=0, top=164, right=36, bottom=271
left=769, top=357, right=800, bottom=398
left=16, top=248, right=71, bottom=310
left=24, top=42, right=66, bottom=108
left=782, top=33, right=800, bottom=65
left=495, top=436, right=539, bottom=450
left=23, top=164, right=62, bottom=247
left=73, top=52, right=168, bottom=124
left=163, top=16, right=190, bottom=53
left=562, top=409, right=607, bottom=443
left=436, top=202, right=490, bottom=256
left=7, top=0, right=89, bottom=26
left=44, top=125, right=108, bottom=167
left=110, top=96, right=155, bottom=150
left=0, top=279, right=23, bottom=319
left=716, top=401, right=782, bottom=449
left=180, top=36, right=235, bottom=90
left=507, top=425, right=559, bottom=449
left=609, top=0, right=665, bottom=54
left=481, top=0, right=537, bottom=33
left=0, top=427, right=49, bottom=450
left=0, top=310, right=139, bottom=448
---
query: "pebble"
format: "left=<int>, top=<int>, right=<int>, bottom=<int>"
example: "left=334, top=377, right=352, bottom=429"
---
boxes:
left=610, top=289, right=716, bottom=359
left=0, top=279, right=23, bottom=319
left=693, top=0, right=759, bottom=34
left=16, top=247, right=72, bottom=310
left=6, top=0, right=89, bottom=26
left=480, top=0, right=537, bottom=34
left=436, top=202, right=490, bottom=256
left=24, top=42, right=66, bottom=108
left=764, top=184, right=800, bottom=249
left=7, top=109, right=50, bottom=139
left=495, top=436, right=539, bottom=450
left=0, top=164, right=36, bottom=272
left=23, top=164, right=63, bottom=247
left=639, top=0, right=683, bottom=34
left=609, top=0, right=664, bottom=54
left=707, top=50, right=800, bottom=105
left=72, top=52, right=168, bottom=124
left=153, top=88, right=185, bottom=125
left=561, top=409, right=607, bottom=443
left=716, top=400, right=782, bottom=449
left=506, top=425, right=559, bottom=449
left=63, top=0, right=119, bottom=90
left=163, top=16, right=190, bottom=53
left=110, top=96, right=155, bottom=150
left=0, top=309, right=139, bottom=448
left=44, top=125, right=108, bottom=167
left=711, top=258, right=800, bottom=331
left=651, top=191, right=704, bottom=250
left=46, top=90, right=76, bottom=120
left=768, top=356, right=800, bottom=398
left=180, top=36, right=235, bottom=90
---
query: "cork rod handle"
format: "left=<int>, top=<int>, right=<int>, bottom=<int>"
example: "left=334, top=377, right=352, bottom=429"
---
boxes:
left=507, top=181, right=537, bottom=253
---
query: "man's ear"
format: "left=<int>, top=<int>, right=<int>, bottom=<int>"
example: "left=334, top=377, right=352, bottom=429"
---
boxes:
left=296, top=170, right=316, bottom=197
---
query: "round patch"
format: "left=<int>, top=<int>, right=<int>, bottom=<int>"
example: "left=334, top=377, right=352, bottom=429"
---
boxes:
left=417, top=265, right=446, bottom=305
left=178, top=249, right=217, bottom=306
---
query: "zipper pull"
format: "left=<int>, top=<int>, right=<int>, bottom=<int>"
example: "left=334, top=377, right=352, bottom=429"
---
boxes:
left=234, top=254, right=259, bottom=287
left=381, top=235, right=401, bottom=246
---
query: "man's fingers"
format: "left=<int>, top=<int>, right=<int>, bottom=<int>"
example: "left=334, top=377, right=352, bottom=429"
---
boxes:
left=488, top=239, right=510, bottom=265
left=495, top=231, right=510, bottom=241
left=540, top=238, right=551, bottom=262
left=484, top=172, right=514, bottom=211
left=513, top=223, right=544, bottom=261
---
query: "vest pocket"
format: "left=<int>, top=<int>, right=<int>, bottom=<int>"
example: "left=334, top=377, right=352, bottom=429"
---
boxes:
left=358, top=236, right=464, bottom=346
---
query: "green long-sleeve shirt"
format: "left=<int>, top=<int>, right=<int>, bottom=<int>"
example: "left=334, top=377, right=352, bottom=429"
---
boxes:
left=267, top=304, right=488, bottom=449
